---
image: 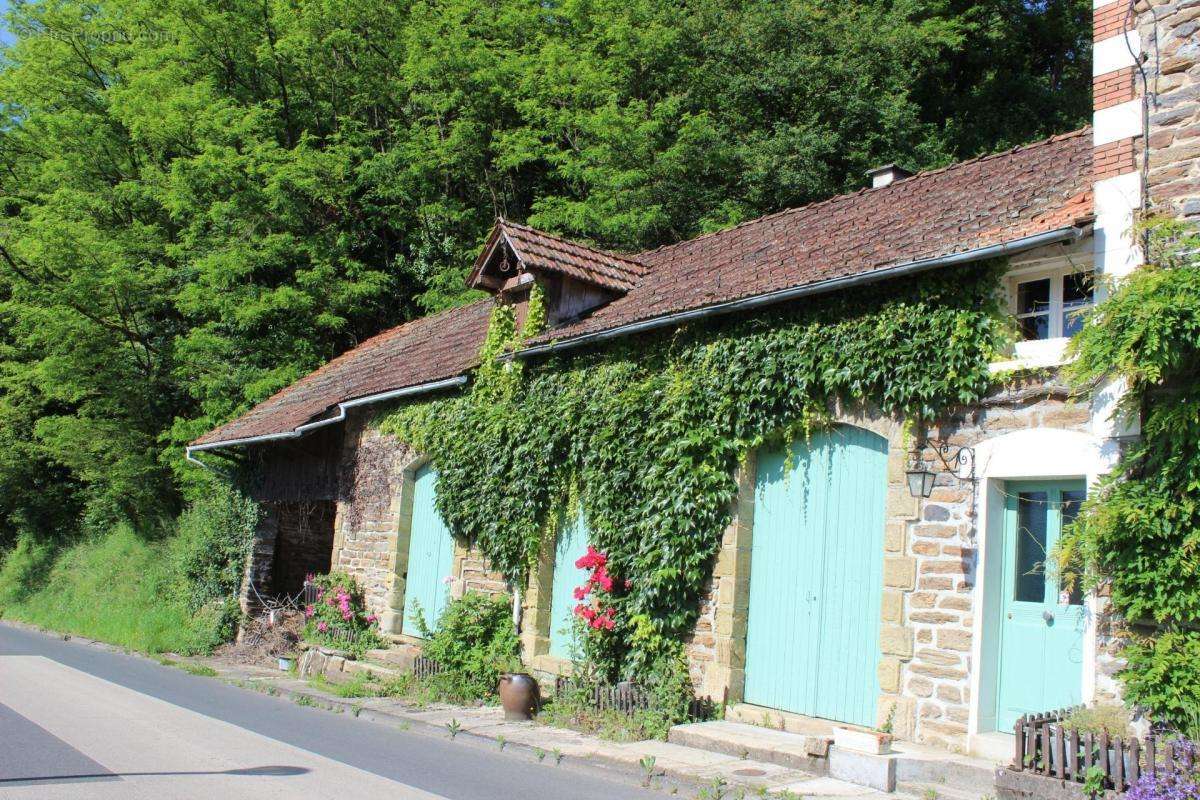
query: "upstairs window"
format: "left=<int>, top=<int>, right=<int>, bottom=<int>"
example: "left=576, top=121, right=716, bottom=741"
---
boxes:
left=1012, top=269, right=1094, bottom=341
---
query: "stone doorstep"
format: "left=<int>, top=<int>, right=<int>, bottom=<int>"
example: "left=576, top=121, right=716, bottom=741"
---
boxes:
left=669, top=720, right=831, bottom=772
left=669, top=715, right=1002, bottom=796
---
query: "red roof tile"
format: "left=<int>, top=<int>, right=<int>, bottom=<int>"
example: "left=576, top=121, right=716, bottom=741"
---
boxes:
left=194, top=130, right=1093, bottom=447
left=192, top=299, right=492, bottom=446
left=471, top=220, right=646, bottom=292
left=529, top=129, right=1093, bottom=346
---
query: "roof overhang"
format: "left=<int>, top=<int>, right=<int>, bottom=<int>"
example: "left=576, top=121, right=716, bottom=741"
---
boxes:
left=513, top=223, right=1093, bottom=361
left=185, top=375, right=469, bottom=467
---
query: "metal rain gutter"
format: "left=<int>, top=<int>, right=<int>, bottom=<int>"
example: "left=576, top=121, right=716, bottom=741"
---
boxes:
left=513, top=224, right=1090, bottom=361
left=184, top=375, right=469, bottom=468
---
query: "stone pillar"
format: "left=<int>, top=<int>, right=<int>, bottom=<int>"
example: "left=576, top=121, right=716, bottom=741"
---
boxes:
left=240, top=505, right=279, bottom=617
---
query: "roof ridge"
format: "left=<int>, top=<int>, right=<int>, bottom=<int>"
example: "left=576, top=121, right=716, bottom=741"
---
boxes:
left=635, top=127, right=1093, bottom=259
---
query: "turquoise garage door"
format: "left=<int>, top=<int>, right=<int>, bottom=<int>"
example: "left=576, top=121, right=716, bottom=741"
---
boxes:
left=401, top=464, right=456, bottom=638
left=744, top=425, right=888, bottom=727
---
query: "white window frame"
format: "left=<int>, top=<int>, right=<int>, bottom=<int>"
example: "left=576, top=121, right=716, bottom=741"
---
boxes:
left=991, top=259, right=1095, bottom=371
left=1009, top=266, right=1093, bottom=341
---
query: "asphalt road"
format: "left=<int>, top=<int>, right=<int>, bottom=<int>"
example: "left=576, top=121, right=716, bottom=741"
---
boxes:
left=0, top=623, right=663, bottom=799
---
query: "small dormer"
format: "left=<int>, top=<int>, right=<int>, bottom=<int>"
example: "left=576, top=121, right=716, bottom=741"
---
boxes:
left=469, top=219, right=645, bottom=328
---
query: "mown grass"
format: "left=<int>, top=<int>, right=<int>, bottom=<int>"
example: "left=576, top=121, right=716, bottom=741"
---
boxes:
left=0, top=525, right=230, bottom=655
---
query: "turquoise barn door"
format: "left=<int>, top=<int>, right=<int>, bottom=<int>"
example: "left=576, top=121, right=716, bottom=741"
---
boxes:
left=995, top=480, right=1086, bottom=731
left=744, top=426, right=887, bottom=727
left=402, top=464, right=456, bottom=638
left=548, top=510, right=591, bottom=659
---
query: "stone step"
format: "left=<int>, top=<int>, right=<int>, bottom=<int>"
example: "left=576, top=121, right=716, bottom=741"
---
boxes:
left=363, top=644, right=422, bottom=670
left=895, top=781, right=994, bottom=800
left=668, top=720, right=831, bottom=773
left=891, top=744, right=998, bottom=795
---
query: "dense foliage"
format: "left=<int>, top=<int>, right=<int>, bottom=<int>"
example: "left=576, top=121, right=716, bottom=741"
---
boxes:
left=412, top=592, right=520, bottom=702
left=383, top=262, right=1008, bottom=677
left=0, top=0, right=1090, bottom=541
left=0, top=484, right=258, bottom=652
left=1062, top=221, right=1200, bottom=727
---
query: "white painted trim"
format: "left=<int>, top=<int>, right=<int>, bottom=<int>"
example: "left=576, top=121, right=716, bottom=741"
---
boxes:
left=1093, top=0, right=1118, bottom=9
left=1093, top=171, right=1143, bottom=283
left=1093, top=31, right=1141, bottom=77
left=966, top=428, right=1112, bottom=756
left=1093, top=100, right=1143, bottom=146
left=990, top=338, right=1071, bottom=373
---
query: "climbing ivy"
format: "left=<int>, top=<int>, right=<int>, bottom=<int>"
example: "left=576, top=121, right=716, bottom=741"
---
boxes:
left=381, top=262, right=1008, bottom=678
left=1058, top=219, right=1200, bottom=726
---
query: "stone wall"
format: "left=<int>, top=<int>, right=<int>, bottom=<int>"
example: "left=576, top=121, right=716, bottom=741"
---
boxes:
left=330, top=409, right=507, bottom=637
left=1138, top=0, right=1200, bottom=221
left=897, top=378, right=1092, bottom=751
left=687, top=371, right=1102, bottom=753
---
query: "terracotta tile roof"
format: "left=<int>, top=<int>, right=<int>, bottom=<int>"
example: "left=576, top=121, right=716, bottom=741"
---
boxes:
left=529, top=129, right=1093, bottom=346
left=194, top=129, right=1092, bottom=447
left=473, top=220, right=646, bottom=292
left=192, top=299, right=492, bottom=446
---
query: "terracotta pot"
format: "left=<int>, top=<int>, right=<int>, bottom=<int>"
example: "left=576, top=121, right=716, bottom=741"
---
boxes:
left=498, top=673, right=540, bottom=721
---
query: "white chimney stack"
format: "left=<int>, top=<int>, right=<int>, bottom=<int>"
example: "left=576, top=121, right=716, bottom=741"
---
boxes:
left=866, top=164, right=912, bottom=189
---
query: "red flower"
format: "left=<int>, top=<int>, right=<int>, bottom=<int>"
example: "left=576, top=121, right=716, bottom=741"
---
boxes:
left=592, top=564, right=614, bottom=593
left=574, top=604, right=596, bottom=621
left=573, top=585, right=588, bottom=601
left=575, top=545, right=607, bottom=570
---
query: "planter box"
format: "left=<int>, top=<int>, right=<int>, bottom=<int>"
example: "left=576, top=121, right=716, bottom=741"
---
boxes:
left=833, top=726, right=893, bottom=755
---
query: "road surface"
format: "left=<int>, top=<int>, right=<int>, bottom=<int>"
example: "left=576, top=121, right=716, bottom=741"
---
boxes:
left=0, top=623, right=663, bottom=799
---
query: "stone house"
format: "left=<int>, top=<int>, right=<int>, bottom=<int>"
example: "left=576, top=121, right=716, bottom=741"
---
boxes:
left=187, top=0, right=1199, bottom=759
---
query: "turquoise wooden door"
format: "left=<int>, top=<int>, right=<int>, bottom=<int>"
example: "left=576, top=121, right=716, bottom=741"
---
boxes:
left=402, top=464, right=456, bottom=638
left=548, top=510, right=591, bottom=659
left=995, top=480, right=1086, bottom=731
left=744, top=425, right=888, bottom=727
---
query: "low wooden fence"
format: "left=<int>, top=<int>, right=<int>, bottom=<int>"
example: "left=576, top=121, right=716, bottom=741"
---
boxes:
left=554, top=676, right=719, bottom=721
left=412, top=656, right=445, bottom=680
left=1012, top=708, right=1194, bottom=792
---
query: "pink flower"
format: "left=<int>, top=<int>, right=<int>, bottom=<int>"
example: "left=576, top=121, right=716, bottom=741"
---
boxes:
left=304, top=605, right=314, bottom=618
left=366, top=614, right=378, bottom=625
left=341, top=610, right=353, bottom=621
left=317, top=621, right=329, bottom=633
left=573, top=585, right=588, bottom=601
left=624, top=579, right=632, bottom=590
left=574, top=604, right=596, bottom=621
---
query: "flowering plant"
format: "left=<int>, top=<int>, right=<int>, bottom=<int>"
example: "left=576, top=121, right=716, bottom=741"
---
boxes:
left=302, top=572, right=384, bottom=656
left=1126, top=739, right=1200, bottom=800
left=573, top=546, right=630, bottom=633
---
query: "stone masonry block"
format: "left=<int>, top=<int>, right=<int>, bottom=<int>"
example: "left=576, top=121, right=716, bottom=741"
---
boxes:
left=880, top=624, right=914, bottom=658
left=883, top=556, right=916, bottom=590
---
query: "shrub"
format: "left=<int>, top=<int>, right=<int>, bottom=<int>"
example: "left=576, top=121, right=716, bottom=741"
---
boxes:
left=1063, top=704, right=1132, bottom=738
left=0, top=534, right=56, bottom=606
left=302, top=572, right=385, bottom=657
left=413, top=592, right=520, bottom=702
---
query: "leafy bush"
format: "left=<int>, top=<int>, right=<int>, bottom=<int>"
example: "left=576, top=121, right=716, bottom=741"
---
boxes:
left=412, top=592, right=520, bottom=703
left=0, top=534, right=56, bottom=606
left=1062, top=220, right=1200, bottom=727
left=302, top=572, right=386, bottom=657
left=1063, top=704, right=1132, bottom=738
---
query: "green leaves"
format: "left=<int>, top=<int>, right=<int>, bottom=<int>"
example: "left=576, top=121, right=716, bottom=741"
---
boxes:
left=381, top=263, right=1004, bottom=678
left=1061, top=221, right=1200, bottom=728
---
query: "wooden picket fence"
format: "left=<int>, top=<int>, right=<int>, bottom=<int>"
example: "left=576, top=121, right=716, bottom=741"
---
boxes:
left=554, top=676, right=719, bottom=721
left=1012, top=708, right=1195, bottom=792
left=412, top=655, right=445, bottom=679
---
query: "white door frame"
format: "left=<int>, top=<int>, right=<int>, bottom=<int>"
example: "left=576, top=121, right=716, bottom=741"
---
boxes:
left=966, top=427, right=1114, bottom=756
